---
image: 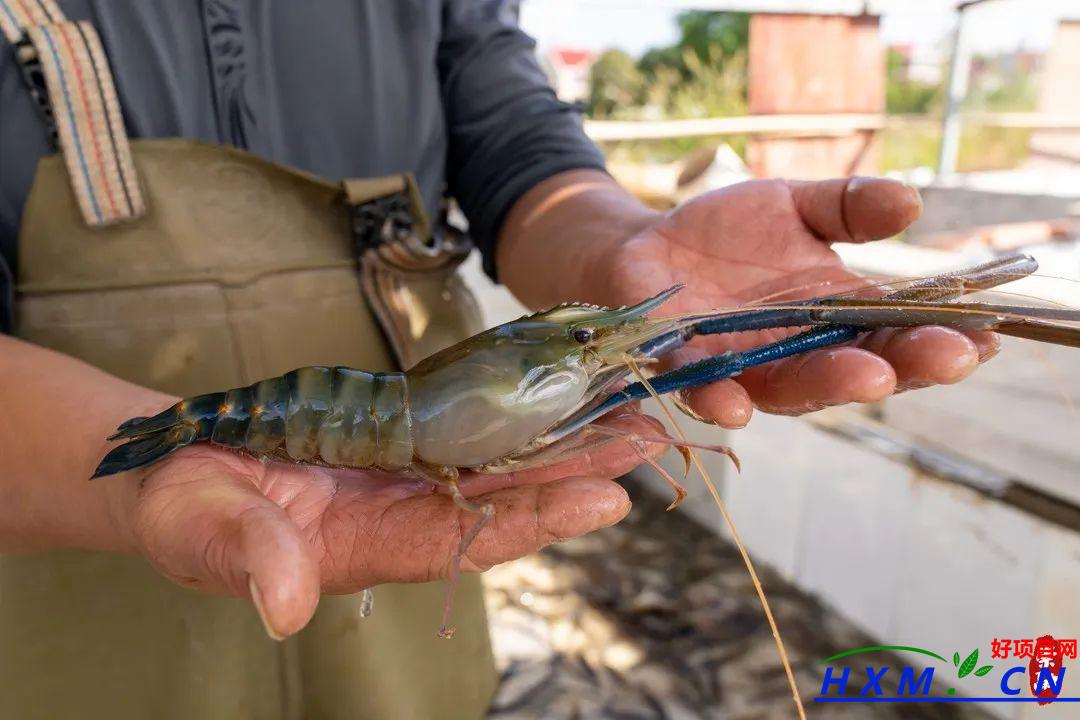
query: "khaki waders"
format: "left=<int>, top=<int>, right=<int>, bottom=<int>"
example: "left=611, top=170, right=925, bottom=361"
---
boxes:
left=1, top=5, right=496, bottom=719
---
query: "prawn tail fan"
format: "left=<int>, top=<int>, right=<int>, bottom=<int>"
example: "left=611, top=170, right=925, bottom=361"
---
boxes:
left=107, top=404, right=186, bottom=441
left=91, top=424, right=197, bottom=479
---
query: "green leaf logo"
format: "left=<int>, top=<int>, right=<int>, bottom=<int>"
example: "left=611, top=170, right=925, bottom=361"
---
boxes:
left=974, top=665, right=994, bottom=677
left=958, top=649, right=980, bottom=678
left=953, top=652, right=960, bottom=667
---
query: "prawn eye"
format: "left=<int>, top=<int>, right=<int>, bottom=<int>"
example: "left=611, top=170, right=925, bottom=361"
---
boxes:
left=572, top=328, right=594, bottom=344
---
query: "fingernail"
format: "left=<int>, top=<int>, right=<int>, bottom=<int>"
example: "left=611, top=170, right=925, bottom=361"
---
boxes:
left=845, top=175, right=873, bottom=193
left=902, top=181, right=923, bottom=209
left=847, top=175, right=909, bottom=192
left=848, top=176, right=923, bottom=210
left=249, top=575, right=285, bottom=641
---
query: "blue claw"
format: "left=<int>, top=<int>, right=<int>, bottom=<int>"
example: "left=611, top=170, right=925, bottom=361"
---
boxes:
left=567, top=325, right=859, bottom=432
left=545, top=252, right=1043, bottom=442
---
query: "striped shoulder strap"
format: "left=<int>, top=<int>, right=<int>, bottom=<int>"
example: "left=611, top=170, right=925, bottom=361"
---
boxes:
left=1, top=0, right=145, bottom=226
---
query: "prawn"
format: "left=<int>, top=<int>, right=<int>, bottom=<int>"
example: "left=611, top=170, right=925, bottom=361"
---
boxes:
left=92, top=252, right=1079, bottom=708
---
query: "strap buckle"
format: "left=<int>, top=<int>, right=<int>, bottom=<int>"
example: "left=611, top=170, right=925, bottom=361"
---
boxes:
left=12, top=31, right=58, bottom=147
left=344, top=174, right=472, bottom=272
left=350, top=192, right=415, bottom=254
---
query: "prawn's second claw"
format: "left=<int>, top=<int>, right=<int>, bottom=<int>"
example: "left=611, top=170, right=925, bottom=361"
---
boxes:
left=548, top=252, right=1080, bottom=440
left=566, top=325, right=859, bottom=434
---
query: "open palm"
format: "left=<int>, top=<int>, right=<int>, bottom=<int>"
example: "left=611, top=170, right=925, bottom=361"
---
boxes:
left=115, top=412, right=661, bottom=639
left=599, top=177, right=999, bottom=427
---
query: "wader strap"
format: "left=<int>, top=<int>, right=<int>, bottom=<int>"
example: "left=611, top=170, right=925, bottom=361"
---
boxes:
left=1, top=0, right=145, bottom=226
left=344, top=173, right=477, bottom=368
left=0, top=0, right=60, bottom=40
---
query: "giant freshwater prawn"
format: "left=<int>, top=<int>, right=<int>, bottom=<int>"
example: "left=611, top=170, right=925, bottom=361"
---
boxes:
left=93, top=252, right=1080, bottom=717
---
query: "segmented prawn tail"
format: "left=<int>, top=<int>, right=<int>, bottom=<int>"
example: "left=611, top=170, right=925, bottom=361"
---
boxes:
left=91, top=393, right=225, bottom=478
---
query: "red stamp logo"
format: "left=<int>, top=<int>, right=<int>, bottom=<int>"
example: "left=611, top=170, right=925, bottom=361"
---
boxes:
left=1028, top=635, right=1066, bottom=705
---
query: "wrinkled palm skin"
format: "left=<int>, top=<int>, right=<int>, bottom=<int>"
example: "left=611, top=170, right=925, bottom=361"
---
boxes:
left=596, top=178, right=999, bottom=426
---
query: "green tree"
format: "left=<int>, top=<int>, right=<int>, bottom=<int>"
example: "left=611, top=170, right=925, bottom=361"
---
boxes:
left=587, top=49, right=646, bottom=120
left=639, top=11, right=749, bottom=80
left=676, top=10, right=749, bottom=63
left=885, top=47, right=942, bottom=114
left=586, top=11, right=751, bottom=160
left=588, top=10, right=749, bottom=121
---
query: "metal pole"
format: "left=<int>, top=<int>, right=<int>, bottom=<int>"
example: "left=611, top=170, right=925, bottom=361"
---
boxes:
left=938, top=0, right=995, bottom=177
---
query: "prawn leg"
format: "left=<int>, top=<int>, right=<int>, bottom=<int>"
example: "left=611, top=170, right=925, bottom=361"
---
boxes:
left=412, top=463, right=495, bottom=639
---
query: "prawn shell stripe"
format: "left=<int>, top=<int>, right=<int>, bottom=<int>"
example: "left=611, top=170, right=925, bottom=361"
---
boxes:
left=121, top=368, right=416, bottom=471
left=244, top=376, right=289, bottom=453
left=211, top=387, right=253, bottom=447
left=369, top=374, right=411, bottom=469
left=318, top=368, right=377, bottom=467
left=313, top=369, right=412, bottom=470
left=269, top=367, right=413, bottom=470
left=285, top=367, right=334, bottom=460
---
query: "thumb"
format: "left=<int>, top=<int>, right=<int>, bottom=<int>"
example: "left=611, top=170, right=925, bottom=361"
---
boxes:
left=789, top=176, right=923, bottom=243
left=131, top=466, right=321, bottom=640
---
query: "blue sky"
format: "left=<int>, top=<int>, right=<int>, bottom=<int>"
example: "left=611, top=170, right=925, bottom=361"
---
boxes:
left=520, top=1, right=1068, bottom=58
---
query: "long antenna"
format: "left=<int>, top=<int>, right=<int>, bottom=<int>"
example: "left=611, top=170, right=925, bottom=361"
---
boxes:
left=625, top=357, right=807, bottom=720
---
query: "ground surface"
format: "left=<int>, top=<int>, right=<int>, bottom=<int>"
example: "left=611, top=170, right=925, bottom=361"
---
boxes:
left=484, top=476, right=993, bottom=720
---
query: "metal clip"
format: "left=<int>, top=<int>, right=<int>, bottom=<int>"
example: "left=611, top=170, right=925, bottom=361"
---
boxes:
left=345, top=175, right=472, bottom=273
left=343, top=174, right=482, bottom=368
left=12, top=31, right=58, bottom=147
left=350, top=193, right=414, bottom=254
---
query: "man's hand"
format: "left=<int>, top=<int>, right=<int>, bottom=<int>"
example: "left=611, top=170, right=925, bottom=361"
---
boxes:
left=500, top=172, right=999, bottom=429
left=0, top=335, right=660, bottom=642
left=110, top=412, right=659, bottom=640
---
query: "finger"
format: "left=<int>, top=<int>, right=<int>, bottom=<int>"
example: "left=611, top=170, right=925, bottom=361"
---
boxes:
left=740, top=345, right=897, bottom=415
left=664, top=345, right=754, bottom=429
left=133, top=461, right=320, bottom=640
left=855, top=326, right=981, bottom=390
left=461, top=477, right=630, bottom=572
left=790, top=176, right=922, bottom=243
left=342, top=476, right=630, bottom=588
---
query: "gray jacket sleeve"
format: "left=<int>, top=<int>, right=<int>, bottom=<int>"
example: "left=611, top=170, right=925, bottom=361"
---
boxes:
left=438, top=0, right=606, bottom=278
left=0, top=254, right=12, bottom=334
